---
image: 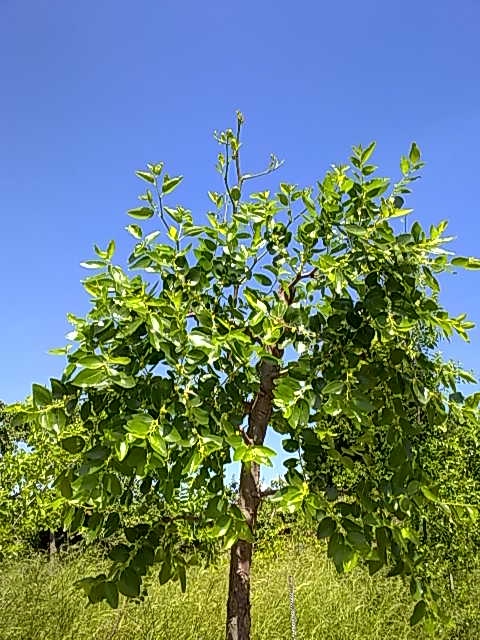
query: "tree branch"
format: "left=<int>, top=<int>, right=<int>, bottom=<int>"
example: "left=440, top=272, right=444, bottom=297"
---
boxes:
left=223, top=142, right=237, bottom=216
left=234, top=112, right=243, bottom=187
left=242, top=157, right=285, bottom=182
left=259, top=488, right=278, bottom=498
left=282, top=267, right=318, bottom=305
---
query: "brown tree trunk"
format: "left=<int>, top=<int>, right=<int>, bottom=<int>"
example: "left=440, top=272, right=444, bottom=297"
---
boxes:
left=225, top=356, right=280, bottom=640
left=225, top=502, right=254, bottom=639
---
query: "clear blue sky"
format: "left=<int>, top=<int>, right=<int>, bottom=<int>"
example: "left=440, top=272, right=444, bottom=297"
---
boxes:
left=2, top=0, right=480, bottom=409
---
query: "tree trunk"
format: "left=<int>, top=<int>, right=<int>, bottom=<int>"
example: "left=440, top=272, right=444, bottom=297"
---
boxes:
left=225, top=462, right=258, bottom=640
left=225, top=356, right=280, bottom=640
left=226, top=512, right=254, bottom=640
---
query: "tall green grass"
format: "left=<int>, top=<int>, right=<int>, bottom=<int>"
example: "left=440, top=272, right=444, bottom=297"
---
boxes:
left=0, top=539, right=478, bottom=639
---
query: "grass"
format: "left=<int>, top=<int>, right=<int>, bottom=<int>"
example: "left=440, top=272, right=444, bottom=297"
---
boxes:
left=0, top=539, right=478, bottom=640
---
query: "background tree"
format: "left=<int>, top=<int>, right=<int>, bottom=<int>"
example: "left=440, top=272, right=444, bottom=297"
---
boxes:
left=0, top=400, right=80, bottom=556
left=16, top=114, right=480, bottom=640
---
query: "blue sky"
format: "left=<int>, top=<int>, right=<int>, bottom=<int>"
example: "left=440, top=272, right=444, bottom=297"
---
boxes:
left=2, top=0, right=480, bottom=421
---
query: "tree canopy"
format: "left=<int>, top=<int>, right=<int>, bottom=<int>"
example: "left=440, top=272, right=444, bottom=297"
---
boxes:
left=8, top=113, right=480, bottom=638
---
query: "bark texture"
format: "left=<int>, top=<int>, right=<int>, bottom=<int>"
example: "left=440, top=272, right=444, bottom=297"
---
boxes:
left=225, top=356, right=280, bottom=640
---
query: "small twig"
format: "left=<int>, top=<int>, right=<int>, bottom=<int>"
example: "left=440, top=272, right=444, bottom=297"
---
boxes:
left=237, top=249, right=269, bottom=287
left=234, top=114, right=242, bottom=187
left=223, top=142, right=236, bottom=216
left=154, top=183, right=170, bottom=234
left=242, top=158, right=285, bottom=182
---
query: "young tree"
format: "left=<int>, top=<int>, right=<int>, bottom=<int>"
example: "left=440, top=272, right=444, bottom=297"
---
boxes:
left=0, top=401, right=82, bottom=556
left=17, top=113, right=479, bottom=639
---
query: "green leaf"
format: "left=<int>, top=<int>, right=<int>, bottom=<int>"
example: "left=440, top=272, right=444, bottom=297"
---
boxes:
left=168, top=226, right=178, bottom=241
left=86, top=445, right=110, bottom=461
left=109, top=544, right=130, bottom=563
left=48, top=346, right=71, bottom=356
left=158, top=561, right=174, bottom=585
left=343, top=224, right=367, bottom=237
left=32, top=383, right=52, bottom=408
left=361, top=141, right=376, bottom=164
left=210, top=515, right=232, bottom=538
left=127, top=207, right=154, bottom=220
left=80, top=260, right=107, bottom=269
left=451, top=256, right=480, bottom=270
left=409, top=142, right=421, bottom=165
left=346, top=529, right=369, bottom=553
left=449, top=391, right=464, bottom=404
left=76, top=355, right=104, bottom=369
left=178, top=565, right=187, bottom=593
left=410, top=600, right=426, bottom=626
left=317, top=517, right=336, bottom=538
left=400, top=155, right=409, bottom=176
left=407, top=480, right=420, bottom=496
left=104, top=474, right=122, bottom=497
left=391, top=348, right=405, bottom=365
left=151, top=162, right=164, bottom=175
left=125, top=224, right=143, bottom=239
left=118, top=568, right=140, bottom=597
left=106, top=239, right=115, bottom=260
left=353, top=394, right=374, bottom=413
left=71, top=368, right=109, bottom=389
left=244, top=288, right=268, bottom=314
left=327, top=532, right=354, bottom=573
left=322, top=380, right=344, bottom=395
left=135, top=170, right=155, bottom=184
left=104, top=582, right=119, bottom=609
left=116, top=440, right=129, bottom=462
left=162, top=175, right=183, bottom=195
left=412, top=380, right=429, bottom=405
left=420, top=485, right=438, bottom=502
left=389, top=443, right=406, bottom=468
left=61, top=436, right=85, bottom=454
left=149, top=433, right=167, bottom=457
left=253, top=273, right=273, bottom=287
left=126, top=414, right=153, bottom=437
left=189, top=332, right=215, bottom=351
left=111, top=372, right=136, bottom=389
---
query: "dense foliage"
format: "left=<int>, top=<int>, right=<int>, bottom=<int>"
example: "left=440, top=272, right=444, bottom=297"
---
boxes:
left=0, top=401, right=85, bottom=556
left=5, top=114, right=480, bottom=637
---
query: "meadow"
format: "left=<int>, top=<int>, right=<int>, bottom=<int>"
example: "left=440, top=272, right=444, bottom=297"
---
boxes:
left=0, top=539, right=478, bottom=640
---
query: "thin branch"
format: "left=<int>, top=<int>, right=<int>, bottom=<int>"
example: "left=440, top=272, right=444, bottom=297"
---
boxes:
left=234, top=116, right=242, bottom=187
left=259, top=487, right=278, bottom=498
left=285, top=208, right=307, bottom=232
left=283, top=267, right=318, bottom=305
left=242, top=158, right=285, bottom=182
left=237, top=249, right=269, bottom=287
left=154, top=183, right=170, bottom=234
left=223, top=142, right=236, bottom=216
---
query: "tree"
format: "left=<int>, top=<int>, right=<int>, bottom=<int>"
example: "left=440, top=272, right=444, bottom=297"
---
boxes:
left=17, top=113, right=480, bottom=639
left=0, top=401, right=80, bottom=556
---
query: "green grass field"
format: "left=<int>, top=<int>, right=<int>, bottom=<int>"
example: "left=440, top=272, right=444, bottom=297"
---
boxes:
left=0, top=539, right=478, bottom=640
